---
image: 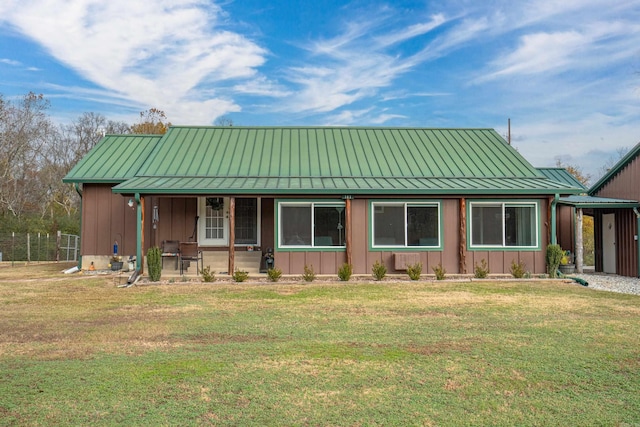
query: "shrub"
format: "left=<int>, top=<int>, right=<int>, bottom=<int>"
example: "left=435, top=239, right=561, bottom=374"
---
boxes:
left=371, top=260, right=387, bottom=281
left=432, top=263, right=446, bottom=280
left=406, top=262, right=422, bottom=281
left=302, top=264, right=316, bottom=282
left=146, top=246, right=162, bottom=282
left=510, top=259, right=526, bottom=279
left=474, top=259, right=489, bottom=279
left=546, top=244, right=564, bottom=278
left=201, top=266, right=215, bottom=282
left=233, top=268, right=249, bottom=283
left=267, top=267, right=283, bottom=282
left=337, top=263, right=353, bottom=281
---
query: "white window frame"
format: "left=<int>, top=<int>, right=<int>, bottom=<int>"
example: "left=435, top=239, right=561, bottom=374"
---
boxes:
left=371, top=201, right=441, bottom=248
left=277, top=201, right=346, bottom=249
left=469, top=201, right=539, bottom=249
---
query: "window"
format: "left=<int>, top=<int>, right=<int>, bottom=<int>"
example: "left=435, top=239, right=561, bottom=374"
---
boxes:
left=278, top=202, right=346, bottom=248
left=205, top=197, right=225, bottom=240
left=371, top=202, right=440, bottom=248
left=470, top=202, right=537, bottom=248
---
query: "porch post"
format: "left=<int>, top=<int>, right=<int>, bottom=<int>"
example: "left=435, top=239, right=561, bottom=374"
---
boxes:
left=459, top=198, right=467, bottom=274
left=576, top=207, right=583, bottom=273
left=228, top=197, right=235, bottom=274
left=345, top=197, right=352, bottom=266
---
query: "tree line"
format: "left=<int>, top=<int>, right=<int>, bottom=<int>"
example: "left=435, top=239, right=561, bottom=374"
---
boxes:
left=0, top=92, right=170, bottom=235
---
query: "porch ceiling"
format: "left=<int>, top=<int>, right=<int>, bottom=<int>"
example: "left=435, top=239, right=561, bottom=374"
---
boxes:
left=112, top=175, right=582, bottom=195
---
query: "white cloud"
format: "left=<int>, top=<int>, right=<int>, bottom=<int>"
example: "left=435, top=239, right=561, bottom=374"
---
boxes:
left=0, top=0, right=270, bottom=123
left=282, top=11, right=451, bottom=115
left=0, top=58, right=22, bottom=66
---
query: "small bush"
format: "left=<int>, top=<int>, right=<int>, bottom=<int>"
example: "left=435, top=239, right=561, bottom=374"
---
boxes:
left=302, top=264, right=316, bottom=282
left=510, top=259, right=526, bottom=278
left=432, top=263, right=446, bottom=280
left=546, top=244, right=564, bottom=278
left=371, top=260, right=387, bottom=281
left=406, top=262, right=422, bottom=280
left=201, top=266, right=215, bottom=282
left=233, top=268, right=249, bottom=283
left=337, top=263, right=353, bottom=281
left=474, top=259, right=489, bottom=279
left=146, top=246, right=162, bottom=282
left=267, top=267, right=282, bottom=282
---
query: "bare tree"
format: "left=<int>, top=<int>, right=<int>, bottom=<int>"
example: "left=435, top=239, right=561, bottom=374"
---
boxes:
left=595, top=146, right=630, bottom=180
left=0, top=92, right=55, bottom=217
left=214, top=116, right=234, bottom=126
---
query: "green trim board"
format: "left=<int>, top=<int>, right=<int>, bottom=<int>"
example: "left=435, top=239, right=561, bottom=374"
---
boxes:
left=368, top=200, right=444, bottom=251
left=466, top=199, right=542, bottom=251
left=112, top=176, right=580, bottom=195
left=275, top=199, right=347, bottom=252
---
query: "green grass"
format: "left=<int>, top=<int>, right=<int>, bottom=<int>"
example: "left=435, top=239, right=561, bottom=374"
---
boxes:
left=0, top=265, right=639, bottom=425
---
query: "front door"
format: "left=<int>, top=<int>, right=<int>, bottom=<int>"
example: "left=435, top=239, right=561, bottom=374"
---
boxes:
left=602, top=213, right=616, bottom=274
left=200, top=197, right=228, bottom=246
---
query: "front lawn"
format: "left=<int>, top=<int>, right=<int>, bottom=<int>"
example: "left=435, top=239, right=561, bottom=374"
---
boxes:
left=0, top=269, right=638, bottom=426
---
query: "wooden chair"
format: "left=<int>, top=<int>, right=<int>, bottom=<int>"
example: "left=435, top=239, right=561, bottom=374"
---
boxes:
left=161, top=240, right=180, bottom=270
left=179, top=242, right=203, bottom=275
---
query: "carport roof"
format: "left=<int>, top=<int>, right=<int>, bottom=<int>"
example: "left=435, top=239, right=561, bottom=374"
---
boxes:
left=558, top=195, right=640, bottom=209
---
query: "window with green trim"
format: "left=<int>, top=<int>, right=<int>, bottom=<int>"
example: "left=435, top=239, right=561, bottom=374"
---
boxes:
left=371, top=202, right=440, bottom=247
left=278, top=202, right=346, bottom=248
left=470, top=201, right=538, bottom=248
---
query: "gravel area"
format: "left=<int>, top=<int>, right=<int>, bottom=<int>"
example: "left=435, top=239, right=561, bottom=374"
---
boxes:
left=569, top=272, right=640, bottom=296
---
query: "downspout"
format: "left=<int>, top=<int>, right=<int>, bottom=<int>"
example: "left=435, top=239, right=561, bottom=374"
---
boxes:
left=74, top=183, right=83, bottom=269
left=135, top=193, right=142, bottom=272
left=634, top=207, right=640, bottom=278
left=551, top=194, right=559, bottom=245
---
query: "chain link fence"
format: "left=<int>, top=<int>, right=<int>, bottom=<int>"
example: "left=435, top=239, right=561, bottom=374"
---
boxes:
left=0, top=231, right=80, bottom=263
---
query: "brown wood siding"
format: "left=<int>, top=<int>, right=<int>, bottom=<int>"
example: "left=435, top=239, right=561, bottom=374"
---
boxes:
left=81, top=184, right=137, bottom=257
left=261, top=198, right=275, bottom=252
left=143, top=196, right=197, bottom=251
left=272, top=196, right=549, bottom=275
left=464, top=198, right=548, bottom=275
left=594, top=155, right=640, bottom=200
left=616, top=209, right=638, bottom=277
left=557, top=205, right=575, bottom=254
left=593, top=209, right=638, bottom=277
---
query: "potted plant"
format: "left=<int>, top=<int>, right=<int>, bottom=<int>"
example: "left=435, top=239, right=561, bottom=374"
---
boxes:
left=558, top=251, right=575, bottom=274
left=110, top=255, right=123, bottom=271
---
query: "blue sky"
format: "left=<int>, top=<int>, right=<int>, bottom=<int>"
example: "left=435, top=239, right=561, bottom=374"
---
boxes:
left=1, top=0, right=639, bottom=182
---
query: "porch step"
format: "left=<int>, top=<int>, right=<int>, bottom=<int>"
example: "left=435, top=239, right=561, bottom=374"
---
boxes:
left=234, top=251, right=263, bottom=274
left=201, top=251, right=263, bottom=274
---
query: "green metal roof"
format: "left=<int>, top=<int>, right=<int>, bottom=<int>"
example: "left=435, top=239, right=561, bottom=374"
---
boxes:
left=537, top=167, right=588, bottom=191
left=589, top=141, right=640, bottom=195
left=558, top=195, right=640, bottom=209
left=66, top=126, right=584, bottom=195
left=63, top=134, right=162, bottom=183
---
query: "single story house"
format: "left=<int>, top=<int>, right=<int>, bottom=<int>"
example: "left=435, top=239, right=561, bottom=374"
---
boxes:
left=63, top=126, right=584, bottom=276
